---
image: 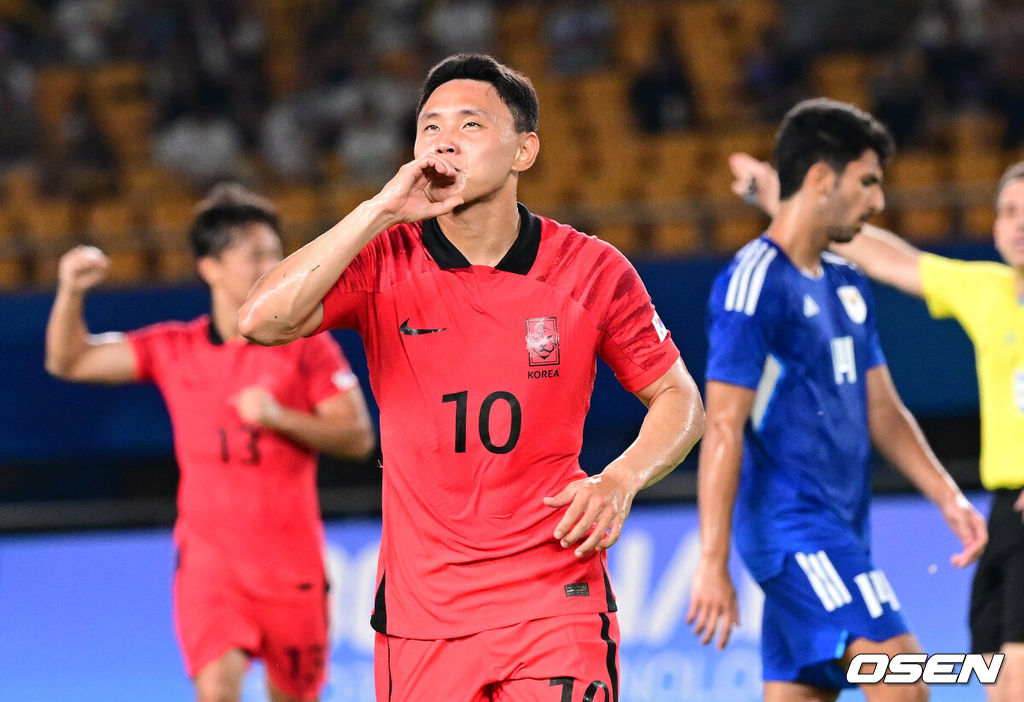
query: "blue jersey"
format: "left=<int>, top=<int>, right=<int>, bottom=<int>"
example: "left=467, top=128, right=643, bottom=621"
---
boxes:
left=706, top=235, right=887, bottom=582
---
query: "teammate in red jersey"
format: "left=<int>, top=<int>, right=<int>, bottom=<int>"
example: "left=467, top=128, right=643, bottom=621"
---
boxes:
left=240, top=54, right=706, bottom=702
left=45, top=184, right=376, bottom=702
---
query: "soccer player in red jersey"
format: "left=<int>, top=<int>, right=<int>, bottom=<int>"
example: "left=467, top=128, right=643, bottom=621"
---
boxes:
left=239, top=54, right=706, bottom=702
left=45, top=184, right=376, bottom=702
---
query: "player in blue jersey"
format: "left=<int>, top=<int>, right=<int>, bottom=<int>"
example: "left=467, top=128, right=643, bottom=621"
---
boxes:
left=686, top=98, right=988, bottom=701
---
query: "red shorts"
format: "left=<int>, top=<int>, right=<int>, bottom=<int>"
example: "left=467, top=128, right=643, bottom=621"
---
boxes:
left=173, top=554, right=328, bottom=701
left=375, top=612, right=620, bottom=702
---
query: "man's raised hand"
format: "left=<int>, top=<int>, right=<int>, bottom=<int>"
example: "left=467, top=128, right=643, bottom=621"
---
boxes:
left=373, top=154, right=466, bottom=225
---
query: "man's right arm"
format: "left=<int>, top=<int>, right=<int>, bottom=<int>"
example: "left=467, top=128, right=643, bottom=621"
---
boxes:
left=239, top=155, right=465, bottom=346
left=45, top=246, right=137, bottom=384
left=831, top=225, right=924, bottom=298
left=727, top=151, right=926, bottom=297
left=685, top=379, right=755, bottom=650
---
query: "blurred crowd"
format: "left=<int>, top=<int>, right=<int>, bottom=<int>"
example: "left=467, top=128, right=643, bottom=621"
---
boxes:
left=1, top=0, right=1023, bottom=276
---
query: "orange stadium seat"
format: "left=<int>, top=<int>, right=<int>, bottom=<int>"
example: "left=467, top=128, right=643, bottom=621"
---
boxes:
left=0, top=210, right=28, bottom=289
left=640, top=134, right=706, bottom=203
left=85, top=200, right=151, bottom=283
left=675, top=2, right=742, bottom=122
left=580, top=134, right=647, bottom=205
left=95, top=101, right=156, bottom=165
left=951, top=150, right=1004, bottom=186
left=703, top=128, right=775, bottom=198
left=87, top=62, right=148, bottom=105
left=23, top=199, right=82, bottom=287
left=962, top=202, right=996, bottom=239
left=651, top=218, right=702, bottom=256
left=884, top=150, right=951, bottom=241
left=730, top=0, right=782, bottom=54
left=154, top=241, right=196, bottom=282
left=811, top=54, right=875, bottom=108
left=150, top=196, right=198, bottom=282
left=613, top=4, right=660, bottom=70
left=897, top=205, right=954, bottom=242
left=34, top=66, right=83, bottom=130
left=516, top=165, right=575, bottom=214
left=496, top=4, right=545, bottom=75
left=711, top=205, right=768, bottom=253
left=21, top=198, right=79, bottom=253
left=326, top=185, right=381, bottom=224
left=947, top=112, right=1004, bottom=154
left=271, top=186, right=324, bottom=253
left=592, top=223, right=640, bottom=254
left=887, top=150, right=946, bottom=187
left=122, top=163, right=189, bottom=199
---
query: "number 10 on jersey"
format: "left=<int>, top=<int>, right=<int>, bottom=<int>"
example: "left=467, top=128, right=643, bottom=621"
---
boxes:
left=442, top=390, right=522, bottom=454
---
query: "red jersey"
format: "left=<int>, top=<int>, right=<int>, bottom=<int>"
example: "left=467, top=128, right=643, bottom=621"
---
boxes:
left=127, top=316, right=357, bottom=598
left=316, top=204, right=680, bottom=638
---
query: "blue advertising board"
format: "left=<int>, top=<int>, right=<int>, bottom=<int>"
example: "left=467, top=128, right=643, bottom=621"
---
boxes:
left=0, top=494, right=986, bottom=701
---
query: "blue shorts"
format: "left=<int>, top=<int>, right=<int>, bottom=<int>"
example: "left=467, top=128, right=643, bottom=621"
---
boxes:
left=759, top=546, right=910, bottom=690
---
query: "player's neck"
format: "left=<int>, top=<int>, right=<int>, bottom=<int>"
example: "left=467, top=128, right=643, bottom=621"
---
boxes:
left=209, top=295, right=243, bottom=342
left=766, top=204, right=827, bottom=274
left=436, top=196, right=521, bottom=267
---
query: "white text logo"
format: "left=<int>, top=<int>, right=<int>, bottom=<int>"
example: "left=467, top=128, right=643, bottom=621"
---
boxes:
left=847, top=653, right=1003, bottom=685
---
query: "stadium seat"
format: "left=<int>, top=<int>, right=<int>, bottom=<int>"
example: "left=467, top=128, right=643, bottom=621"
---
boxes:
left=951, top=150, right=1004, bottom=185
left=613, top=3, right=660, bottom=70
left=897, top=204, right=954, bottom=242
left=703, top=128, right=775, bottom=198
left=651, top=218, right=702, bottom=256
left=21, top=198, right=79, bottom=255
left=87, top=62, right=148, bottom=106
left=592, top=223, right=640, bottom=254
left=326, top=185, right=382, bottom=223
left=34, top=66, right=83, bottom=131
left=0, top=210, right=27, bottom=289
left=497, top=4, right=546, bottom=75
left=947, top=112, right=1004, bottom=153
left=85, top=200, right=151, bottom=283
left=271, top=186, right=325, bottom=253
left=150, top=196, right=198, bottom=282
left=888, top=151, right=946, bottom=187
left=811, top=54, right=875, bottom=108
left=962, top=201, right=996, bottom=239
left=674, top=2, right=742, bottom=122
left=711, top=204, right=768, bottom=253
left=95, top=101, right=155, bottom=165
left=640, top=134, right=706, bottom=203
left=730, top=0, right=782, bottom=54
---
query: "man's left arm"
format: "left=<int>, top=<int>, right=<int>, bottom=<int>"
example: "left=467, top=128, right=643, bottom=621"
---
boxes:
left=866, top=364, right=987, bottom=567
left=234, top=385, right=376, bottom=460
left=543, top=358, right=705, bottom=557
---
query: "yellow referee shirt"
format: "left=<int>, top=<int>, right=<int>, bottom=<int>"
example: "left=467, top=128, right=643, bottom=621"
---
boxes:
left=919, top=253, right=1024, bottom=490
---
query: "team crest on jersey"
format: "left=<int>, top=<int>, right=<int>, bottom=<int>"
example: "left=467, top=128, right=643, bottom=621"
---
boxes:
left=525, top=317, right=560, bottom=366
left=837, top=286, right=867, bottom=324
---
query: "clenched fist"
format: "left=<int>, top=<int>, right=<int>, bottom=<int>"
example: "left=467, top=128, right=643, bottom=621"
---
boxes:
left=58, top=246, right=110, bottom=294
left=233, top=385, right=283, bottom=427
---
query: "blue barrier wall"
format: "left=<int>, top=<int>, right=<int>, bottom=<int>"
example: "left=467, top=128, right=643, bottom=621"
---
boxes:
left=0, top=242, right=994, bottom=479
left=0, top=495, right=988, bottom=701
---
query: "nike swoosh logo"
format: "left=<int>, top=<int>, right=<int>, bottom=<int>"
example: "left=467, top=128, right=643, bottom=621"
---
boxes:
left=399, top=319, right=447, bottom=335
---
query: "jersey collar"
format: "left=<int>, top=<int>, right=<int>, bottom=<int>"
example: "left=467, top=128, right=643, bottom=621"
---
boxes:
left=207, top=316, right=225, bottom=346
left=421, top=202, right=541, bottom=275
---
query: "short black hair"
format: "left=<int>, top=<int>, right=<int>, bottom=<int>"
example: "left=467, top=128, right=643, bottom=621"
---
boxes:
left=996, top=162, right=1024, bottom=203
left=189, top=182, right=281, bottom=259
left=775, top=98, right=895, bottom=200
left=416, top=53, right=539, bottom=133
